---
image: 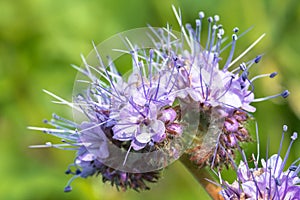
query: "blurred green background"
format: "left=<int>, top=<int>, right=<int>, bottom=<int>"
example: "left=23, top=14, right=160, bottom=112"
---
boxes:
left=1, top=0, right=299, bottom=199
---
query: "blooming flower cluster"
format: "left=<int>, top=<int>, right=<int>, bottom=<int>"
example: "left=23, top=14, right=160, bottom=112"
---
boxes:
left=218, top=125, right=300, bottom=200
left=29, top=6, right=291, bottom=193
left=156, top=7, right=289, bottom=168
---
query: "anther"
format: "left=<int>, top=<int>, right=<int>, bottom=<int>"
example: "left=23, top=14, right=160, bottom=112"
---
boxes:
left=254, top=55, right=262, bottom=63
left=185, top=23, right=192, bottom=30
left=218, top=28, right=224, bottom=35
left=242, top=71, right=249, bottom=81
left=45, top=142, right=52, bottom=146
left=64, top=185, right=72, bottom=192
left=283, top=125, right=288, bottom=132
left=214, top=15, right=220, bottom=22
left=199, top=11, right=205, bottom=19
left=275, top=178, right=281, bottom=186
left=208, top=16, right=213, bottom=23
left=239, top=62, right=247, bottom=71
left=149, top=48, right=154, bottom=54
left=269, top=72, right=278, bottom=78
left=291, top=132, right=298, bottom=141
left=281, top=90, right=290, bottom=98
left=75, top=169, right=81, bottom=175
left=289, top=165, right=297, bottom=171
left=233, top=27, right=239, bottom=33
left=232, top=34, right=238, bottom=41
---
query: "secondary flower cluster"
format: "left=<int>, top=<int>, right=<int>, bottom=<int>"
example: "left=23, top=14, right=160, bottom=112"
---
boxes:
left=218, top=125, right=300, bottom=199
left=29, top=6, right=290, bottom=192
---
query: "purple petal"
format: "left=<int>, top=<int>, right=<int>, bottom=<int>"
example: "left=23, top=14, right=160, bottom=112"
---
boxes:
left=131, top=139, right=147, bottom=151
left=159, top=108, right=177, bottom=124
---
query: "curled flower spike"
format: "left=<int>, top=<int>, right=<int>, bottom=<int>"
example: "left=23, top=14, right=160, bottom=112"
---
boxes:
left=218, top=124, right=300, bottom=200
left=29, top=5, right=290, bottom=193
left=29, top=115, right=160, bottom=192
left=168, top=6, right=289, bottom=168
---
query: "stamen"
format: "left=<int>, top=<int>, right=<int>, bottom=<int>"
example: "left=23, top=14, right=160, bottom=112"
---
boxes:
left=123, top=145, right=133, bottom=166
left=29, top=142, right=79, bottom=150
left=223, top=34, right=238, bottom=71
left=215, top=28, right=224, bottom=53
left=249, top=169, right=263, bottom=199
left=64, top=175, right=80, bottom=192
left=208, top=24, right=218, bottom=53
left=274, top=125, right=288, bottom=174
left=269, top=72, right=278, bottom=78
left=211, top=132, right=222, bottom=168
left=52, top=114, right=78, bottom=128
left=199, top=66, right=205, bottom=99
left=195, top=19, right=201, bottom=43
left=154, top=72, right=162, bottom=100
left=186, top=23, right=195, bottom=56
left=273, top=176, right=281, bottom=199
left=278, top=132, right=298, bottom=177
left=252, top=90, right=290, bottom=102
left=205, top=16, right=213, bottom=50
left=196, top=12, right=205, bottom=44
left=250, top=72, right=278, bottom=82
left=127, top=97, right=146, bottom=118
left=216, top=75, right=234, bottom=101
left=137, top=61, right=147, bottom=98
left=282, top=170, right=292, bottom=200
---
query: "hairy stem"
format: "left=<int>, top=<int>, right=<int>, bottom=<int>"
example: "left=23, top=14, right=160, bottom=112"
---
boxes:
left=180, top=154, right=224, bottom=200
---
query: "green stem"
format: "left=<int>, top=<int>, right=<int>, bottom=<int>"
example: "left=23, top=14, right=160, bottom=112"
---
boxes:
left=180, top=154, right=224, bottom=200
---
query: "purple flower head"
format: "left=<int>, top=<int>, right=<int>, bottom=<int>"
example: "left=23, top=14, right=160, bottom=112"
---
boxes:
left=29, top=5, right=291, bottom=193
left=218, top=125, right=300, bottom=200
left=162, top=6, right=290, bottom=168
left=72, top=39, right=198, bottom=173
left=30, top=115, right=160, bottom=192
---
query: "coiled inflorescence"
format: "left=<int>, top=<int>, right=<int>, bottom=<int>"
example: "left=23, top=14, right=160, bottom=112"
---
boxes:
left=29, top=6, right=290, bottom=192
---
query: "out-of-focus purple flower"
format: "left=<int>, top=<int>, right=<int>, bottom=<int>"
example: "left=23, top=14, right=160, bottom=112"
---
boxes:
left=219, top=125, right=300, bottom=199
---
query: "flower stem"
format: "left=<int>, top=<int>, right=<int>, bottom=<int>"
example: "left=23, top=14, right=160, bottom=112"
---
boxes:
left=180, top=154, right=223, bottom=200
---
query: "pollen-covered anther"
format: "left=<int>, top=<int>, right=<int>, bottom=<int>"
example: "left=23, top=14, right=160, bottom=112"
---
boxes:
left=269, top=72, right=278, bottom=78
left=281, top=90, right=290, bottom=98
left=233, top=27, right=239, bottom=33
left=199, top=11, right=205, bottom=19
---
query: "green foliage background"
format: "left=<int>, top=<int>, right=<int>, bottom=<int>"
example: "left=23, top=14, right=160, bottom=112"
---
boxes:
left=1, top=0, right=299, bottom=199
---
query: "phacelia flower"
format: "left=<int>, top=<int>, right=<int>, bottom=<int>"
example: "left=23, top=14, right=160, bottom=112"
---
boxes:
left=30, top=114, right=160, bottom=192
left=218, top=125, right=300, bottom=199
left=29, top=5, right=290, bottom=192
left=158, top=6, right=290, bottom=168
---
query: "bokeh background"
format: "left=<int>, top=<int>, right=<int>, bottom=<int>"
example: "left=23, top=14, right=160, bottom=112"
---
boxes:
left=1, top=0, right=299, bottom=199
